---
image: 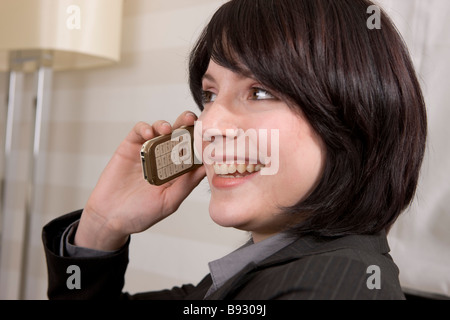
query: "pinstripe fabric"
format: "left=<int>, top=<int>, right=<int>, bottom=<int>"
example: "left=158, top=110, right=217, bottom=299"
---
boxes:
left=205, top=232, right=404, bottom=300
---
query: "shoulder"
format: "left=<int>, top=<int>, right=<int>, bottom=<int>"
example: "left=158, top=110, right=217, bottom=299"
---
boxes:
left=273, top=253, right=403, bottom=299
left=237, top=233, right=405, bottom=300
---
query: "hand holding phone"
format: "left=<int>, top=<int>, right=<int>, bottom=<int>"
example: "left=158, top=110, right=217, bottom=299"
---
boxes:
left=76, top=114, right=205, bottom=252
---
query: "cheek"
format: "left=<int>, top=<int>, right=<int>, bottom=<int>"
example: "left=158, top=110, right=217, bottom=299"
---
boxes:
left=269, top=127, right=325, bottom=205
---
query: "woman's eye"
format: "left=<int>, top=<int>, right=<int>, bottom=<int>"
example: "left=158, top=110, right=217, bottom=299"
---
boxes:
left=202, top=90, right=217, bottom=104
left=250, top=88, right=276, bottom=100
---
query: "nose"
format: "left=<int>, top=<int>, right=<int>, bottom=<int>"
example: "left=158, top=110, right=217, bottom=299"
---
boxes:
left=196, top=97, right=243, bottom=164
left=198, top=98, right=239, bottom=137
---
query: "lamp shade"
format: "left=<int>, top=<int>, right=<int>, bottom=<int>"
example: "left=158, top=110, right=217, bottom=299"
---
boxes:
left=0, top=0, right=123, bottom=72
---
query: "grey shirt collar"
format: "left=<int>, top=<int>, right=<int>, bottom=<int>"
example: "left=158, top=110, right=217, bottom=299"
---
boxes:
left=205, top=232, right=296, bottom=298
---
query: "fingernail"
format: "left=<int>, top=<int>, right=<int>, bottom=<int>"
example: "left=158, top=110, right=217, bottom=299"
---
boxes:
left=186, top=112, right=196, bottom=119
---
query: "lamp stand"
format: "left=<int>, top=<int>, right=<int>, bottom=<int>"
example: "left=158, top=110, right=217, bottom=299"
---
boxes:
left=0, top=51, right=53, bottom=299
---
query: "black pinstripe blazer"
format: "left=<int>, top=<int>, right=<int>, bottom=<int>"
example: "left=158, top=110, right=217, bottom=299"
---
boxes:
left=42, top=211, right=405, bottom=300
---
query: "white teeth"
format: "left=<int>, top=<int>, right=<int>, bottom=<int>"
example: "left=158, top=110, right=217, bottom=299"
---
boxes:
left=220, top=164, right=228, bottom=175
left=237, top=164, right=246, bottom=174
left=213, top=163, right=264, bottom=175
left=228, top=164, right=237, bottom=174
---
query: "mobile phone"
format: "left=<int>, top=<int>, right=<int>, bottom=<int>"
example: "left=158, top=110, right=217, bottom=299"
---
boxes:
left=141, top=125, right=202, bottom=186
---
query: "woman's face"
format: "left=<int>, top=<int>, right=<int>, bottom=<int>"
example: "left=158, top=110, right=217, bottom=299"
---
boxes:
left=196, top=60, right=326, bottom=242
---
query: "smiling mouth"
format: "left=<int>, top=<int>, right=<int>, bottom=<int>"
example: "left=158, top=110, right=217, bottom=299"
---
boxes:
left=213, top=162, right=266, bottom=178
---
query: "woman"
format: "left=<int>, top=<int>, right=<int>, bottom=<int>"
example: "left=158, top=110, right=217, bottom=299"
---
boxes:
left=43, top=0, right=427, bottom=299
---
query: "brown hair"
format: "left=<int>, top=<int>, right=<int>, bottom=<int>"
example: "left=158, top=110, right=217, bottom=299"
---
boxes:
left=189, top=0, right=427, bottom=237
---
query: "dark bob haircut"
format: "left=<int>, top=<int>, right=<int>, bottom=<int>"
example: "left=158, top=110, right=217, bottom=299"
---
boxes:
left=188, top=0, right=427, bottom=237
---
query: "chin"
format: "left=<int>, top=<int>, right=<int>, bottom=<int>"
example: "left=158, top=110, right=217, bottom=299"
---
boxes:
left=208, top=200, right=255, bottom=230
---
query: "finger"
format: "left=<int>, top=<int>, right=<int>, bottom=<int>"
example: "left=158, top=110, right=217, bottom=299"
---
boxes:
left=172, top=111, right=198, bottom=130
left=152, top=120, right=173, bottom=136
left=162, top=166, right=206, bottom=211
left=128, top=121, right=155, bottom=143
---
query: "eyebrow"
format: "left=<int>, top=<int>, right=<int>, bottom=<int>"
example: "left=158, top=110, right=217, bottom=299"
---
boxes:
left=201, top=67, right=256, bottom=85
left=202, top=73, right=216, bottom=83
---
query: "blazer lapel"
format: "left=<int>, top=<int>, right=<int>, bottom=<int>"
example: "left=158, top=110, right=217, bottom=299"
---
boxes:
left=205, top=261, right=258, bottom=300
left=205, top=237, right=315, bottom=300
left=204, top=231, right=390, bottom=300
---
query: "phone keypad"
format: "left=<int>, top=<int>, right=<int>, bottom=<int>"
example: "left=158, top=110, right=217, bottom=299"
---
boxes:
left=155, top=134, right=192, bottom=181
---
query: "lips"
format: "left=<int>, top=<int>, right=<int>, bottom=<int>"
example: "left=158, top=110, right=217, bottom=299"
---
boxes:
left=209, top=161, right=265, bottom=189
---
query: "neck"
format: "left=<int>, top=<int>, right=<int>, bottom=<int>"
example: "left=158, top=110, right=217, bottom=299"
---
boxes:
left=251, top=231, right=278, bottom=243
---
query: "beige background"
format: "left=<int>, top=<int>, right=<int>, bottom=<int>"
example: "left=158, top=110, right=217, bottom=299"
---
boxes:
left=0, top=0, right=448, bottom=299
